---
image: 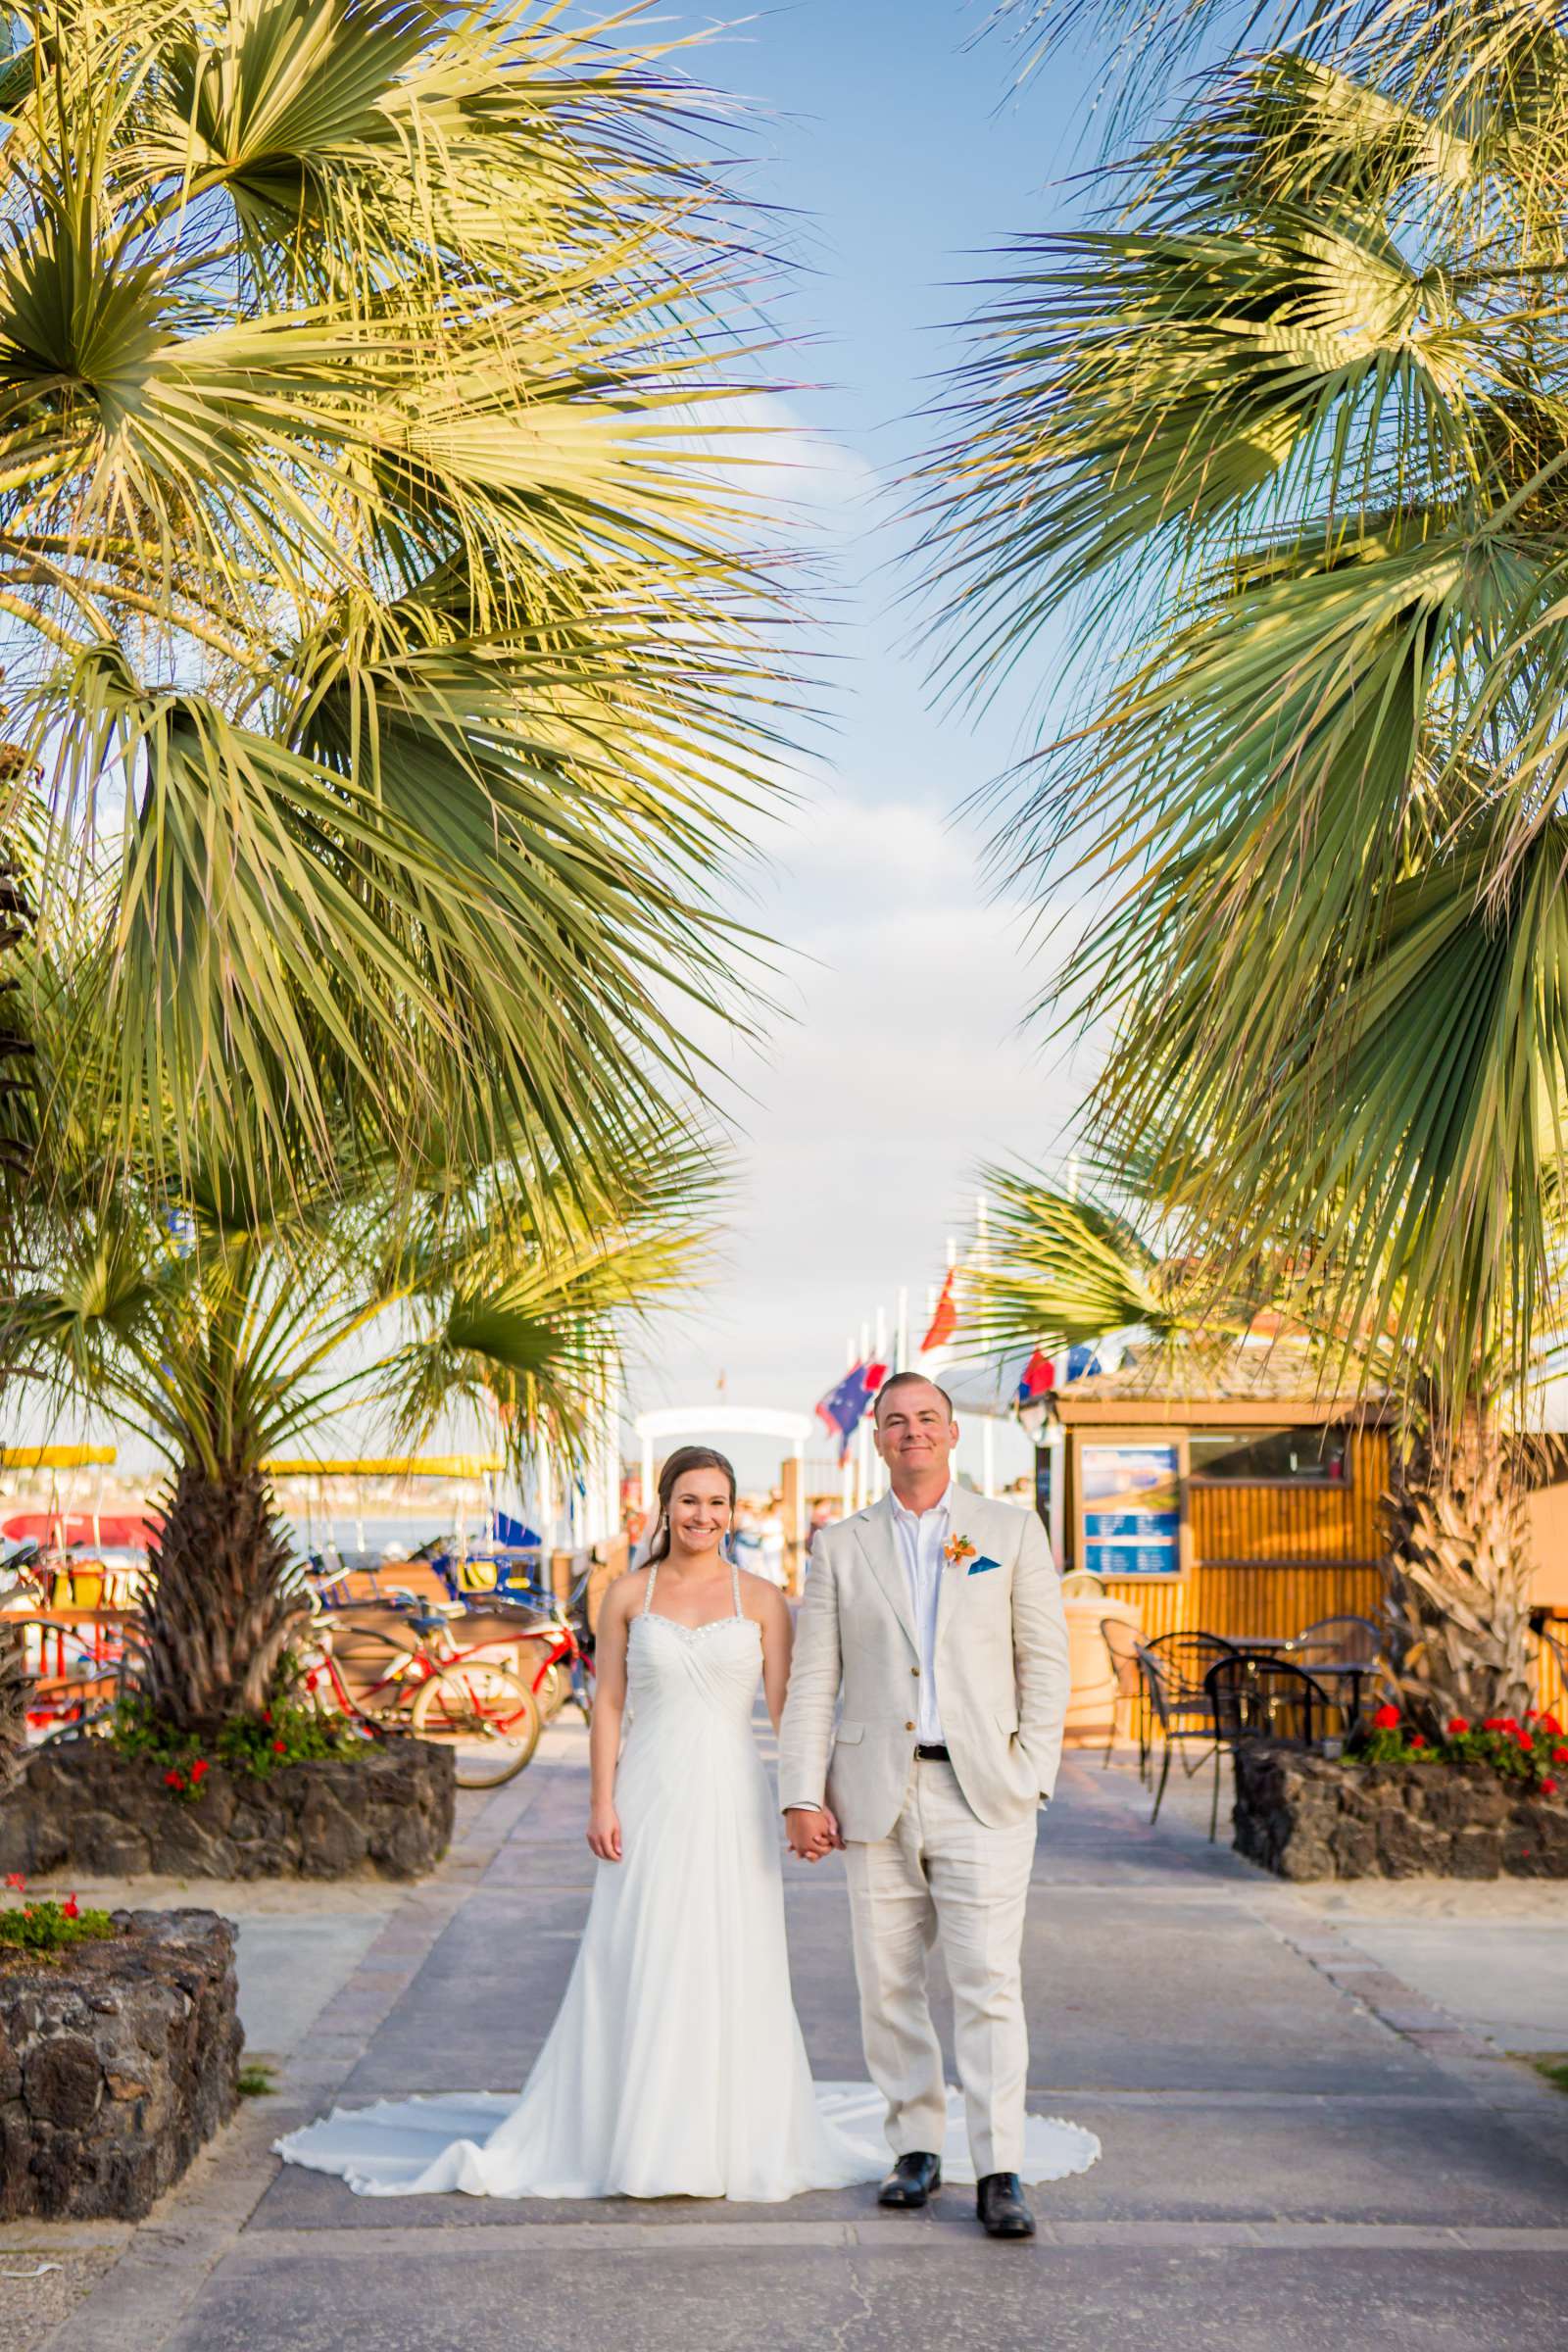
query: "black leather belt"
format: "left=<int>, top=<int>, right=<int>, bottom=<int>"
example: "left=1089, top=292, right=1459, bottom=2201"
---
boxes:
left=913, top=1742, right=951, bottom=1762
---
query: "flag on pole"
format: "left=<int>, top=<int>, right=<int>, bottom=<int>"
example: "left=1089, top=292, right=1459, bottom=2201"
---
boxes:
left=920, top=1269, right=957, bottom=1353
left=1014, top=1337, right=1126, bottom=1405
left=815, top=1359, right=887, bottom=1462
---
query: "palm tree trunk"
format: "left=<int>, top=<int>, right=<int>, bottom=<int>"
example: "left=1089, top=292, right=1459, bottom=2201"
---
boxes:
left=139, top=1462, right=308, bottom=1736
left=1383, top=1405, right=1536, bottom=1735
left=0, top=1619, right=29, bottom=1794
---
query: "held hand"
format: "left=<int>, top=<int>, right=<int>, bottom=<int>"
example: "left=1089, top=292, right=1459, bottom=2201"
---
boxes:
left=587, top=1803, right=622, bottom=1863
left=785, top=1805, right=839, bottom=1863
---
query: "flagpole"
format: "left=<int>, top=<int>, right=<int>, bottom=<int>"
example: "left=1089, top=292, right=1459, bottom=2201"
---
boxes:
left=975, top=1192, right=996, bottom=1495
left=842, top=1333, right=856, bottom=1518
left=873, top=1306, right=888, bottom=1499
left=856, top=1319, right=871, bottom=1509
left=895, top=1286, right=907, bottom=1377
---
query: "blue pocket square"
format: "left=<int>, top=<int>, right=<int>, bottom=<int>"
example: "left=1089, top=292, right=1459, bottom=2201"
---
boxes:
left=967, top=1555, right=1001, bottom=1576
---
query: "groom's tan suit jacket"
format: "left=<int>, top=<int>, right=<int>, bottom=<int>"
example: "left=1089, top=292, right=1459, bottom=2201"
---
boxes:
left=777, top=1487, right=1072, bottom=1842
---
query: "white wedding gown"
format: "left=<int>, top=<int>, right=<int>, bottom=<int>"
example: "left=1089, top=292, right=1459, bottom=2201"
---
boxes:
left=275, top=1564, right=1101, bottom=2201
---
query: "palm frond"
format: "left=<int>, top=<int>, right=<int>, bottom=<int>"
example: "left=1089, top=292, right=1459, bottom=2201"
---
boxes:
left=919, top=18, right=1568, bottom=1411
left=0, top=0, right=799, bottom=1207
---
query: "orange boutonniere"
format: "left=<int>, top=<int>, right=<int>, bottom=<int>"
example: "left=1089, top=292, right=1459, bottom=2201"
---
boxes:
left=943, top=1534, right=976, bottom=1568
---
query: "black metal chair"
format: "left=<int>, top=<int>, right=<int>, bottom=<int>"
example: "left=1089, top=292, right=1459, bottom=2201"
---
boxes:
left=1099, top=1616, right=1148, bottom=1780
left=1283, top=1614, right=1382, bottom=1664
left=1137, top=1632, right=1239, bottom=1837
left=1203, top=1653, right=1335, bottom=1838
left=1280, top=1614, right=1387, bottom=1734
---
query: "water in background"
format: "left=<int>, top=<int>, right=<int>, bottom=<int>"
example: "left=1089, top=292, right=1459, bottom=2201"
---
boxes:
left=279, top=1512, right=456, bottom=1558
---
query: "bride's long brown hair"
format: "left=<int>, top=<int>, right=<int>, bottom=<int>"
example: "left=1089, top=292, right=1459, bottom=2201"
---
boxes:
left=647, top=1446, right=738, bottom=1565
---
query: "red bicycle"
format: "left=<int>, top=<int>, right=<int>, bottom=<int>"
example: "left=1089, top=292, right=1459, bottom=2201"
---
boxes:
left=420, top=1563, right=597, bottom=1724
left=301, top=1601, right=542, bottom=1788
left=482, top=1569, right=596, bottom=1724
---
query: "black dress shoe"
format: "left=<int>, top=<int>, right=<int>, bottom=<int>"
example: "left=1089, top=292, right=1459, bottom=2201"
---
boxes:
left=877, top=2151, right=941, bottom=2208
left=976, top=2172, right=1036, bottom=2238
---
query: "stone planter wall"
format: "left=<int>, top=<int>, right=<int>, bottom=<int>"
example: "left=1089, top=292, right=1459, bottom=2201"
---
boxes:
left=0, top=1739, right=454, bottom=1882
left=0, top=1908, right=239, bottom=2219
left=1233, top=1742, right=1568, bottom=1880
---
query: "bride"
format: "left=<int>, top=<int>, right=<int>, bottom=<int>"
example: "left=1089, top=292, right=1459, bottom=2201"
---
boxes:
left=276, top=1446, right=1099, bottom=2202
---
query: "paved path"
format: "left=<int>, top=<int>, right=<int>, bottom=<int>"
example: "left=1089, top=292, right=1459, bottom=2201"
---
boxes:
left=17, top=1732, right=1568, bottom=2352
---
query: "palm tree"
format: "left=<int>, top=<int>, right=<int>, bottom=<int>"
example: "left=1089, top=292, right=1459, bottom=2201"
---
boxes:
left=963, top=1159, right=1265, bottom=1368
left=957, top=1160, right=1545, bottom=1728
left=919, top=1, right=1568, bottom=1720
left=921, top=3, right=1568, bottom=1396
left=8, top=968, right=719, bottom=1731
left=0, top=0, right=795, bottom=1206
left=0, top=837, right=33, bottom=1783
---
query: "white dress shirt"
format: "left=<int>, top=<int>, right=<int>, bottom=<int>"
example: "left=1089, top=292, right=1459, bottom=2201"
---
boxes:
left=890, top=1481, right=952, bottom=1745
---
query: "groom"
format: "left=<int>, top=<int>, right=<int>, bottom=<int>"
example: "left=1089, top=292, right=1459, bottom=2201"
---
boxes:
left=778, top=1373, right=1070, bottom=2239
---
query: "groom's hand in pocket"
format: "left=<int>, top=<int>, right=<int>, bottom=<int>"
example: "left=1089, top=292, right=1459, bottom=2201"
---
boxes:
left=785, top=1806, right=840, bottom=1863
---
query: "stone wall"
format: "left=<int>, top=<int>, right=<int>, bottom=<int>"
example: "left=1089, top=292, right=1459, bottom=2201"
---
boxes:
left=0, top=1739, right=455, bottom=1881
left=1233, top=1742, right=1568, bottom=1880
left=0, top=1909, right=239, bottom=2219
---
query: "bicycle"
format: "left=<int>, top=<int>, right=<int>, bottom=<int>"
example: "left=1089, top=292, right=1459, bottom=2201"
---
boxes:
left=456, top=1565, right=597, bottom=1724
left=301, top=1599, right=542, bottom=1788
left=17, top=1610, right=140, bottom=1751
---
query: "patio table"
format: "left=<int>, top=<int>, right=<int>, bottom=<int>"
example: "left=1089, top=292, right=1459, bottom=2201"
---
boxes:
left=1297, top=1659, right=1373, bottom=1724
left=1227, top=1642, right=1372, bottom=1728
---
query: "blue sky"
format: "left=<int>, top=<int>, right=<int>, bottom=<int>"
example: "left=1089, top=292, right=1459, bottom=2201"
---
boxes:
left=630, top=1, right=1110, bottom=1485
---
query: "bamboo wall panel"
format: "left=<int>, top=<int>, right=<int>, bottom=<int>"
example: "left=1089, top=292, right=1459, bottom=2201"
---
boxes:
left=1085, top=1427, right=1391, bottom=1642
left=1097, top=1562, right=1386, bottom=1644
left=1188, top=1429, right=1390, bottom=1567
left=1071, top=1425, right=1568, bottom=1709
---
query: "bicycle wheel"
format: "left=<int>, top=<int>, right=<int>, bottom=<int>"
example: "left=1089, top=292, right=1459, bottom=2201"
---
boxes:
left=530, top=1657, right=566, bottom=1719
left=411, top=1661, right=541, bottom=1788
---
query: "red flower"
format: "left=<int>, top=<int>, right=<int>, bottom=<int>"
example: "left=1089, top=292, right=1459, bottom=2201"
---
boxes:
left=1372, top=1702, right=1400, bottom=1730
left=164, top=1768, right=185, bottom=1789
left=1409, top=1734, right=1426, bottom=1748
left=1446, top=1718, right=1469, bottom=1737
left=1528, top=1707, right=1540, bottom=1720
left=190, top=1758, right=209, bottom=1782
left=263, top=1709, right=272, bottom=1724
left=1517, top=1729, right=1534, bottom=1751
left=272, top=1739, right=286, bottom=1755
left=1483, top=1717, right=1510, bottom=1732
left=1543, top=1778, right=1559, bottom=1797
left=62, top=1895, right=78, bottom=1920
left=5, top=1872, right=24, bottom=1891
left=1542, top=1713, right=1564, bottom=1737
left=1553, top=1745, right=1568, bottom=1764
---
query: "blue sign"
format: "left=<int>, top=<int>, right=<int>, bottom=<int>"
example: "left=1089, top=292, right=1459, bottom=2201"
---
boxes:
left=1081, top=1445, right=1181, bottom=1576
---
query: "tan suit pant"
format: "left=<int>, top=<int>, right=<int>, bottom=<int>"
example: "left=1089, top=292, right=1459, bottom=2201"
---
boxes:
left=843, top=1757, right=1038, bottom=2177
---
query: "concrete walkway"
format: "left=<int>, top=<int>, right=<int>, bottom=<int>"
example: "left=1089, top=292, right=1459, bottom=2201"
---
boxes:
left=12, top=1728, right=1568, bottom=2352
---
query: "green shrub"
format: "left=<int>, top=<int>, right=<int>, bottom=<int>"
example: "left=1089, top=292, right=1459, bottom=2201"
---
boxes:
left=1354, top=1705, right=1566, bottom=1796
left=114, top=1693, right=367, bottom=1800
left=0, top=1883, right=114, bottom=1957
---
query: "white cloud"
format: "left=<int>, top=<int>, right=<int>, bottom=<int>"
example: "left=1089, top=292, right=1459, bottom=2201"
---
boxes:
left=630, top=781, right=1104, bottom=1487
left=688, top=392, right=881, bottom=536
